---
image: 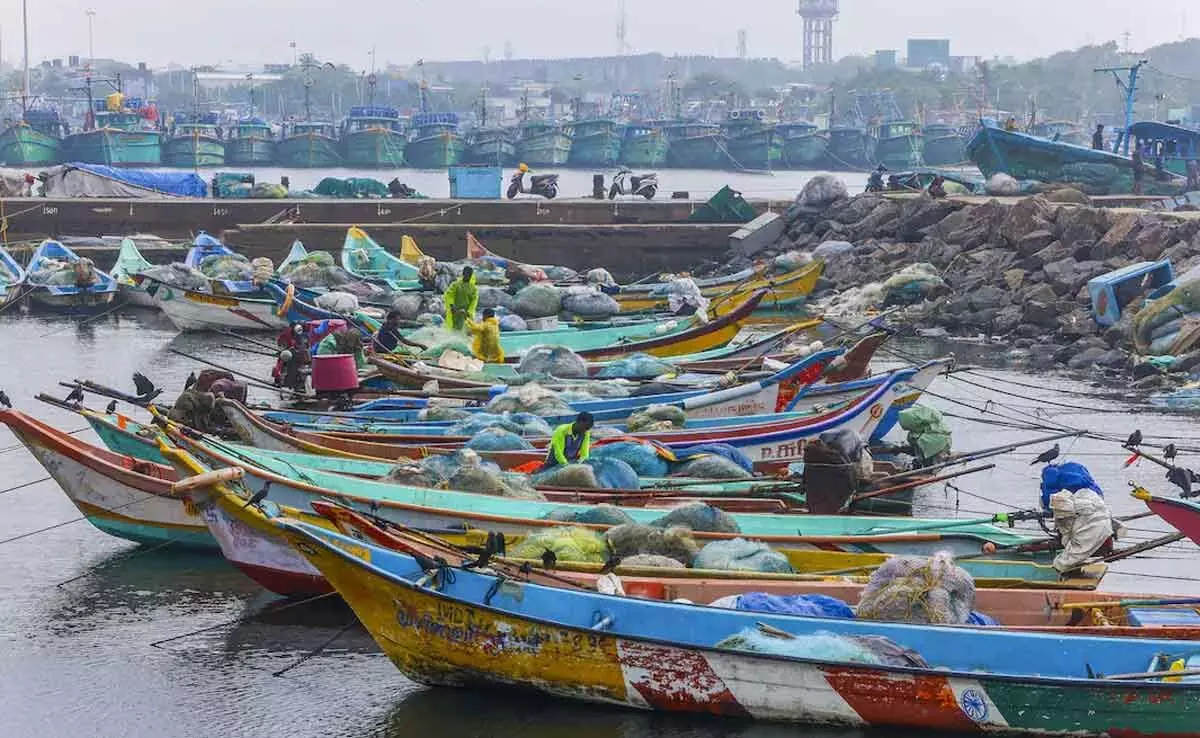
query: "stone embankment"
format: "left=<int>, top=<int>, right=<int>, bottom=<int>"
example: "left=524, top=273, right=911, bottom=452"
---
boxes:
left=728, top=177, right=1200, bottom=385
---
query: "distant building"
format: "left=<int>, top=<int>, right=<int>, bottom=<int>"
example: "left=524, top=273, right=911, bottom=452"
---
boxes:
left=874, top=50, right=898, bottom=69
left=949, top=56, right=981, bottom=74
left=907, top=39, right=951, bottom=69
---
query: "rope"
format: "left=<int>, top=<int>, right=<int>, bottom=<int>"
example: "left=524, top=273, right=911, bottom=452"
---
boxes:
left=0, top=475, right=52, bottom=496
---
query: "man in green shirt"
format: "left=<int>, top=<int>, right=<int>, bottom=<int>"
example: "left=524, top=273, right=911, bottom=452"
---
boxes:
left=542, top=412, right=594, bottom=470
left=443, top=266, right=478, bottom=332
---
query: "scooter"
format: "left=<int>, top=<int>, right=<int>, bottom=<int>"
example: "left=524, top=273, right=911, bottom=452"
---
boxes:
left=507, top=166, right=559, bottom=199
left=608, top=168, right=658, bottom=200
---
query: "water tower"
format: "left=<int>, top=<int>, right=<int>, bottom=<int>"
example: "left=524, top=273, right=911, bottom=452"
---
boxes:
left=797, top=0, right=838, bottom=68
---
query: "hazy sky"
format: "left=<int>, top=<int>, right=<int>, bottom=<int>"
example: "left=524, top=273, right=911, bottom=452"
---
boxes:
left=6, top=0, right=1195, bottom=69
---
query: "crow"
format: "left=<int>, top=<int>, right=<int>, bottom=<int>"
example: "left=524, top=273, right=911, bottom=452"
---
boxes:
left=242, top=482, right=271, bottom=509
left=1125, top=429, right=1143, bottom=449
left=1030, top=443, right=1060, bottom=465
left=1164, top=443, right=1178, bottom=462
left=184, top=372, right=197, bottom=391
left=540, top=549, right=557, bottom=570
left=132, top=372, right=163, bottom=402
left=65, top=386, right=84, bottom=405
left=0, top=389, right=10, bottom=409
left=1167, top=466, right=1195, bottom=498
left=105, top=400, right=117, bottom=414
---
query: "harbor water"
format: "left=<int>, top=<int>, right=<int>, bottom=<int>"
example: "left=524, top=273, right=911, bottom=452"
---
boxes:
left=0, top=311, right=1195, bottom=737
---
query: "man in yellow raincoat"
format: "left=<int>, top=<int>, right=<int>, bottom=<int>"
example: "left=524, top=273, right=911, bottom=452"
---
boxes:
left=466, top=308, right=504, bottom=363
left=443, top=265, right=478, bottom=331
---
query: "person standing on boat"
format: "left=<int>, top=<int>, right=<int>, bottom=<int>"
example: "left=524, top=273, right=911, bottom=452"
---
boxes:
left=444, top=266, right=478, bottom=332
left=1132, top=147, right=1145, bottom=195
left=541, top=412, right=594, bottom=470
left=1092, top=124, right=1105, bottom=150
left=371, top=310, right=427, bottom=355
left=466, top=308, right=504, bottom=363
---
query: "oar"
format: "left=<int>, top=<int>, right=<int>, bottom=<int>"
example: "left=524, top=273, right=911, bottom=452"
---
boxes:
left=215, top=329, right=280, bottom=352
left=221, top=343, right=278, bottom=358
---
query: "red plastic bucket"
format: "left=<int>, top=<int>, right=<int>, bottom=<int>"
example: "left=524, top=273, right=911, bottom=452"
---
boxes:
left=311, top=354, right=359, bottom=392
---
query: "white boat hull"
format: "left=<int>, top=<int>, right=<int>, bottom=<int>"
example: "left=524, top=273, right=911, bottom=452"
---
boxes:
left=150, top=281, right=288, bottom=332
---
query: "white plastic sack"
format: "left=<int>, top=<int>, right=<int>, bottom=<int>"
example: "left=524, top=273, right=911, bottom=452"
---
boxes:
left=314, top=291, right=360, bottom=314
left=666, top=277, right=709, bottom=315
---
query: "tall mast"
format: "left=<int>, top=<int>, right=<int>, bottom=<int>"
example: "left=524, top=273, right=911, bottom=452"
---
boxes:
left=21, top=0, right=30, bottom=111
left=1094, top=59, right=1147, bottom=156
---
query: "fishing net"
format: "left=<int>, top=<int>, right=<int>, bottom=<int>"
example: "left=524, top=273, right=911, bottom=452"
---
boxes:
left=532, top=464, right=600, bottom=489
left=627, top=404, right=687, bottom=432
left=383, top=448, right=543, bottom=499
left=418, top=405, right=471, bottom=421
left=486, top=383, right=573, bottom=417
left=407, top=327, right=473, bottom=360
left=1133, top=280, right=1200, bottom=352
left=586, top=268, right=615, bottom=286
left=773, top=250, right=812, bottom=273
left=882, top=263, right=945, bottom=307
left=544, top=503, right=635, bottom=527
left=673, top=443, right=753, bottom=473
left=716, top=629, right=927, bottom=668
left=29, top=257, right=100, bottom=287
left=512, top=283, right=562, bottom=318
left=621, top=554, right=685, bottom=568
left=651, top=502, right=740, bottom=534
left=855, top=552, right=977, bottom=625
left=665, top=277, right=708, bottom=314
left=141, top=263, right=210, bottom=291
left=250, top=257, right=274, bottom=284
left=390, top=293, right=425, bottom=321
left=543, top=265, right=578, bottom=282
left=478, top=286, right=513, bottom=310
left=591, top=441, right=671, bottom=477
left=561, top=285, right=621, bottom=318
left=508, top=527, right=609, bottom=564
left=585, top=457, right=639, bottom=490
left=604, top=523, right=699, bottom=566
left=692, top=539, right=793, bottom=573
left=499, top=313, right=527, bottom=332
left=671, top=455, right=753, bottom=480
left=897, top=405, right=952, bottom=463
left=595, top=353, right=676, bottom=380
left=464, top=427, right=534, bottom=451
left=517, top=345, right=588, bottom=379
left=446, top=412, right=552, bottom=438
left=198, top=253, right=252, bottom=281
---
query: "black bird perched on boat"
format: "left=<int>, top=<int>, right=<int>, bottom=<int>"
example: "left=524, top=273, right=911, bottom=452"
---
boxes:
left=1030, top=443, right=1060, bottom=465
left=105, top=400, right=117, bottom=414
left=540, top=549, right=557, bottom=570
left=184, top=372, right=197, bottom=391
left=1125, top=430, right=1143, bottom=449
left=1164, top=443, right=1178, bottom=462
left=65, top=385, right=84, bottom=406
left=132, top=372, right=163, bottom=403
left=242, top=482, right=271, bottom=509
left=0, top=389, right=10, bottom=409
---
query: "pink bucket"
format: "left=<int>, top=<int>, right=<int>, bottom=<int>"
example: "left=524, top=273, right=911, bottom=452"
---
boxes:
left=311, top=354, right=359, bottom=392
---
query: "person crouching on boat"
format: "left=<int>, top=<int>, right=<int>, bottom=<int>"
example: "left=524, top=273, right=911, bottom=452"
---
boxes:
left=467, top=308, right=504, bottom=363
left=444, top=265, right=478, bottom=332
left=541, top=412, right=595, bottom=471
left=372, top=310, right=427, bottom=355
left=316, top=323, right=367, bottom=371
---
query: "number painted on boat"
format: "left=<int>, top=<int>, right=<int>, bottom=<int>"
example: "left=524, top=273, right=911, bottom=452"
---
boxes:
left=182, top=497, right=200, bottom=517
left=376, top=206, right=391, bottom=216
left=212, top=207, right=231, bottom=217
left=41, top=206, right=58, bottom=216
left=959, top=688, right=989, bottom=722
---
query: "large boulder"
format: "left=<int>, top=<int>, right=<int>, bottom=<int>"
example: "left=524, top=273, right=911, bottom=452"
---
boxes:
left=968, top=285, right=1009, bottom=311
left=1027, top=240, right=1071, bottom=270
left=1019, top=282, right=1058, bottom=305
left=992, top=305, right=1024, bottom=335
left=999, top=195, right=1056, bottom=247
left=1044, top=258, right=1106, bottom=296
left=1021, top=300, right=1059, bottom=328
left=834, top=195, right=887, bottom=224
left=897, top=196, right=965, bottom=242
left=1091, top=212, right=1143, bottom=260
left=797, top=175, right=849, bottom=209
left=846, top=199, right=901, bottom=240
left=1055, top=206, right=1111, bottom=245
left=1067, top=346, right=1109, bottom=370
left=1135, top=224, right=1168, bottom=261
left=1016, top=229, right=1056, bottom=257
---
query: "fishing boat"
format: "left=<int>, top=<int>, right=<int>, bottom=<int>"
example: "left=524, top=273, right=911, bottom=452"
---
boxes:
left=513, top=120, right=572, bottom=166
left=826, top=125, right=875, bottom=170
left=0, top=409, right=213, bottom=548
left=282, top=520, right=1199, bottom=736
left=0, top=108, right=66, bottom=166
left=24, top=239, right=118, bottom=313
left=922, top=123, right=968, bottom=166
left=340, top=105, right=408, bottom=167
left=0, top=244, right=26, bottom=307
left=224, top=117, right=275, bottom=165
left=566, top=119, right=623, bottom=167
left=966, top=119, right=1187, bottom=196
left=664, top=122, right=728, bottom=169
left=619, top=123, right=668, bottom=167
left=161, top=112, right=225, bottom=168
left=1134, top=487, right=1200, bottom=545
left=405, top=112, right=465, bottom=169
left=145, top=278, right=287, bottom=332
left=463, top=127, right=518, bottom=167
left=722, top=110, right=782, bottom=171
left=108, top=238, right=158, bottom=307
left=1129, top=121, right=1200, bottom=177
left=338, top=226, right=421, bottom=290
left=778, top=122, right=828, bottom=169
left=274, top=120, right=341, bottom=167
left=873, top=121, right=924, bottom=170
left=63, top=96, right=163, bottom=167
left=614, top=260, right=823, bottom=313
left=183, top=231, right=265, bottom=296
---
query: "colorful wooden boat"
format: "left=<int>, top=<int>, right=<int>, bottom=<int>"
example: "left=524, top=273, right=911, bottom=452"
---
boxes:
left=1030, top=120, right=1087, bottom=147
left=282, top=520, right=1200, bottom=736
left=340, top=105, right=408, bottom=167
left=0, top=108, right=65, bottom=166
left=967, top=120, right=1187, bottom=196
left=614, top=261, right=823, bottom=313
left=566, top=119, right=622, bottom=167
left=1134, top=487, right=1200, bottom=546
left=161, top=112, right=225, bottom=167
left=108, top=237, right=158, bottom=308
left=339, top=226, right=421, bottom=289
left=274, top=120, right=341, bottom=167
left=1128, top=121, right=1200, bottom=177
left=0, top=243, right=27, bottom=307
left=24, top=239, right=118, bottom=313
left=619, top=124, right=668, bottom=167
left=514, top=120, right=572, bottom=166
left=405, top=112, right=465, bottom=169
left=224, top=117, right=275, bottom=165
left=145, top=278, right=287, bottom=332
left=0, top=409, right=213, bottom=548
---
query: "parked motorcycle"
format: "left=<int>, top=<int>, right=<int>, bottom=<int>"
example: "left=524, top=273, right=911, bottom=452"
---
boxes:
left=608, top=168, right=658, bottom=200
left=507, top=164, right=559, bottom=199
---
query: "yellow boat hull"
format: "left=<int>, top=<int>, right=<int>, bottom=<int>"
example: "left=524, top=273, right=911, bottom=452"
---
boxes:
left=617, top=261, right=824, bottom=313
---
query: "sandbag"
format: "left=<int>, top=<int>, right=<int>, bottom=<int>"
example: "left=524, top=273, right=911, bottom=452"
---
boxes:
left=512, top=283, right=562, bottom=318
left=797, top=174, right=849, bottom=208
left=856, top=552, right=976, bottom=625
left=313, top=291, right=360, bottom=314
left=477, top=286, right=513, bottom=310
left=561, top=286, right=621, bottom=318
left=532, top=463, right=600, bottom=489
left=499, top=313, right=527, bottom=332
left=897, top=405, right=952, bottom=462
left=591, top=441, right=671, bottom=477
left=595, top=353, right=676, bottom=380
left=605, top=524, right=698, bottom=566
left=651, top=502, right=739, bottom=533
left=692, top=539, right=793, bottom=573
left=465, top=427, right=534, bottom=451
left=544, top=504, right=634, bottom=527
left=508, top=527, right=609, bottom=564
left=517, top=345, right=588, bottom=379
left=673, top=443, right=753, bottom=473
left=586, top=268, right=615, bottom=286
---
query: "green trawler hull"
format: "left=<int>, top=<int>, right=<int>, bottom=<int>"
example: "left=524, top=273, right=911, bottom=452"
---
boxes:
left=0, top=124, right=61, bottom=166
left=967, top=122, right=1187, bottom=196
left=827, top=128, right=874, bottom=169
left=463, top=137, right=517, bottom=166
left=921, top=125, right=967, bottom=166
left=341, top=129, right=407, bottom=167
left=725, top=129, right=783, bottom=170
left=516, top=131, right=572, bottom=166
left=875, top=134, right=924, bottom=170
left=783, top=134, right=829, bottom=169
left=225, top=137, right=274, bottom=166
left=406, top=132, right=465, bottom=169
left=162, top=135, right=225, bottom=168
left=64, top=129, right=163, bottom=167
left=274, top=133, right=342, bottom=167
left=666, top=133, right=727, bottom=168
left=620, top=130, right=668, bottom=167
left=569, top=131, right=622, bottom=167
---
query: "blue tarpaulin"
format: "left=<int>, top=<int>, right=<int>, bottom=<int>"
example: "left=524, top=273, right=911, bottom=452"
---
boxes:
left=1040, top=462, right=1103, bottom=510
left=63, top=163, right=207, bottom=197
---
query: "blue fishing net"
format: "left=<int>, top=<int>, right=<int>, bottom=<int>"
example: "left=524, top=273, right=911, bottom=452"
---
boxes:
left=735, top=593, right=855, bottom=619
left=595, top=352, right=677, bottom=380
left=585, top=457, right=639, bottom=490
left=465, top=427, right=534, bottom=451
left=673, top=443, right=755, bottom=473
left=693, top=538, right=793, bottom=573
left=651, top=502, right=740, bottom=533
left=591, top=441, right=671, bottom=477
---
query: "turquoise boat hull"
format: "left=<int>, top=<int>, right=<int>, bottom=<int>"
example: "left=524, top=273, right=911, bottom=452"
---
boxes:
left=667, top=133, right=727, bottom=168
left=620, top=130, right=669, bottom=167
left=875, top=134, right=924, bottom=170
left=463, top=130, right=517, bottom=166
left=725, top=129, right=783, bottom=170
left=342, top=128, right=408, bottom=167
left=0, top=123, right=61, bottom=166
left=162, top=134, right=225, bottom=167
left=568, top=121, right=622, bottom=167
left=516, top=130, right=572, bottom=166
left=783, top=133, right=829, bottom=169
left=406, top=132, right=465, bottom=169
left=274, top=133, right=342, bottom=167
left=64, top=129, right=162, bottom=167
left=225, top=136, right=274, bottom=165
left=827, top=128, right=874, bottom=169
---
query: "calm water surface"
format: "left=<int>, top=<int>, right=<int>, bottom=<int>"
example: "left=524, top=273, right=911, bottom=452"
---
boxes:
left=0, top=312, right=1195, bottom=737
